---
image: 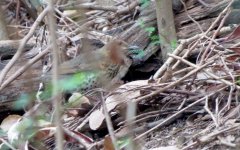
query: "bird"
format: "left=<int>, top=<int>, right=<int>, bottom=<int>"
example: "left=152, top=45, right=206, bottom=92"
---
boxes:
left=41, top=39, right=132, bottom=94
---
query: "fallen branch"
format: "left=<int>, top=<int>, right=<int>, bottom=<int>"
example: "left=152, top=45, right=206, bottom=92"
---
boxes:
left=0, top=6, right=49, bottom=87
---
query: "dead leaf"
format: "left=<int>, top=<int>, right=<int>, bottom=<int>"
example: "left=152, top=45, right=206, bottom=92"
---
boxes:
left=225, top=25, right=240, bottom=42
left=89, top=109, right=105, bottom=130
left=228, top=47, right=240, bottom=55
left=33, top=126, right=55, bottom=141
left=1, top=115, right=21, bottom=132
left=89, top=80, right=149, bottom=130
left=66, top=92, right=91, bottom=108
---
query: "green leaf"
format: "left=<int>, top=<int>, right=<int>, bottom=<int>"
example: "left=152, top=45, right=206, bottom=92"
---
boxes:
left=151, top=40, right=161, bottom=46
left=150, top=35, right=160, bottom=41
left=130, top=49, right=145, bottom=59
left=140, top=0, right=150, bottom=8
left=39, top=71, right=98, bottom=100
left=135, top=50, right=145, bottom=59
left=171, top=39, right=178, bottom=49
left=0, top=128, right=6, bottom=137
left=237, top=77, right=240, bottom=85
left=29, top=0, right=42, bottom=9
left=14, top=94, right=31, bottom=110
left=137, top=19, right=145, bottom=28
left=0, top=143, right=11, bottom=150
left=117, top=137, right=131, bottom=148
left=145, top=27, right=156, bottom=36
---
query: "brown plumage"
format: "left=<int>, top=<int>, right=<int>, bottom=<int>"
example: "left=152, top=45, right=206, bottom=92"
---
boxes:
left=45, top=39, right=131, bottom=92
left=58, top=39, right=128, bottom=74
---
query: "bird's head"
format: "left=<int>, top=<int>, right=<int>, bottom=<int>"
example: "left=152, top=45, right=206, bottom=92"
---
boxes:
left=105, top=39, right=129, bottom=65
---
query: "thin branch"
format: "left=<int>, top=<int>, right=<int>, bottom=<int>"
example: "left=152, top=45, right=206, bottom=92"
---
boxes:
left=62, top=127, right=92, bottom=149
left=169, top=54, right=238, bottom=88
left=204, top=96, right=219, bottom=127
left=0, top=46, right=50, bottom=91
left=135, top=58, right=215, bottom=103
left=153, top=0, right=235, bottom=79
left=101, top=92, right=119, bottom=150
left=134, top=87, right=226, bottom=140
left=125, top=101, right=137, bottom=150
left=47, top=1, right=64, bottom=149
left=0, top=138, right=17, bottom=150
left=200, top=1, right=233, bottom=63
left=0, top=6, right=49, bottom=87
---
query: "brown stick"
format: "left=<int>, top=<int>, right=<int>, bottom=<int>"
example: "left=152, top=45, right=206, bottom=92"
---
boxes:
left=0, top=46, right=50, bottom=91
left=0, top=6, right=49, bottom=88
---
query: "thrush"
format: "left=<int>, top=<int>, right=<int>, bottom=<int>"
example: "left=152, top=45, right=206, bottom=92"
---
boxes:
left=41, top=39, right=132, bottom=94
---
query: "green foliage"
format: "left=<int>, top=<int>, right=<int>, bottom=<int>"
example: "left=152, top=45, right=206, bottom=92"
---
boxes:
left=145, top=27, right=156, bottom=36
left=15, top=71, right=97, bottom=106
left=138, top=18, right=177, bottom=50
left=136, top=19, right=161, bottom=61
left=140, top=0, right=150, bottom=8
left=151, top=40, right=161, bottom=46
left=150, top=34, right=159, bottom=41
left=137, top=19, right=145, bottom=28
left=130, top=49, right=145, bottom=59
left=237, top=77, right=240, bottom=85
left=14, top=94, right=32, bottom=110
left=117, top=137, right=132, bottom=148
left=38, top=71, right=97, bottom=100
left=137, top=19, right=161, bottom=47
left=8, top=118, right=42, bottom=147
left=0, top=128, right=6, bottom=137
left=171, top=39, right=178, bottom=49
left=145, top=27, right=160, bottom=46
left=39, top=84, right=53, bottom=100
left=0, top=143, right=10, bottom=150
left=29, top=0, right=42, bottom=9
left=17, top=119, right=35, bottom=136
